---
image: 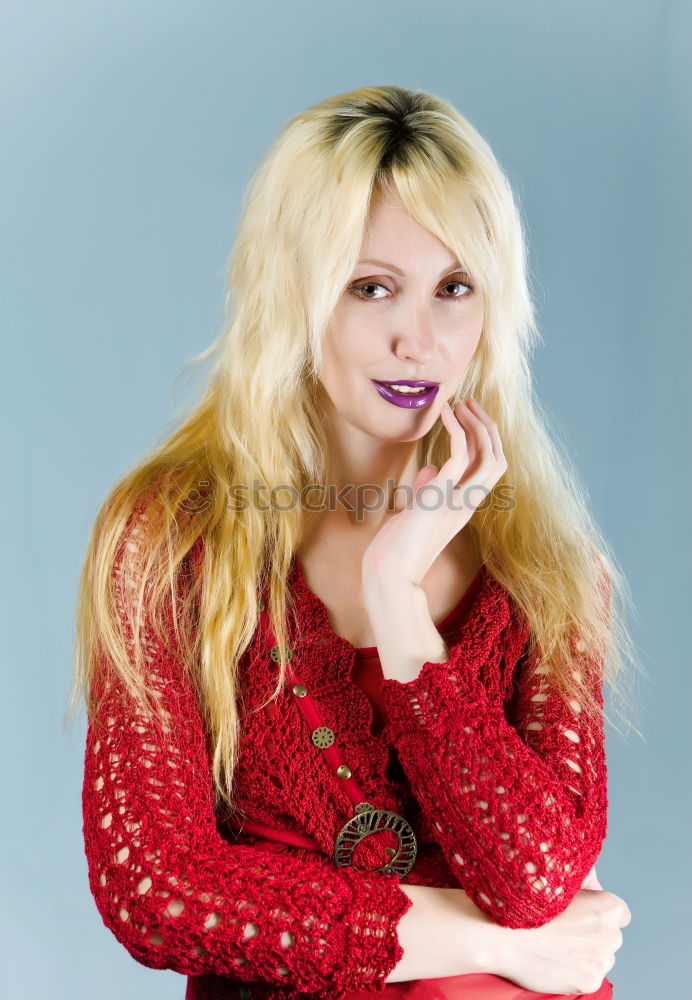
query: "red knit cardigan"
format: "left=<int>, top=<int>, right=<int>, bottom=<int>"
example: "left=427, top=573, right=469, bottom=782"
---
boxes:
left=81, top=511, right=609, bottom=1000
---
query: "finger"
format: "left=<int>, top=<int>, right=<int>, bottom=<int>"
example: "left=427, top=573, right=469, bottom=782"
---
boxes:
left=438, top=405, right=495, bottom=516
left=456, top=400, right=496, bottom=476
left=466, top=397, right=505, bottom=465
left=579, top=865, right=603, bottom=891
left=433, top=405, right=468, bottom=496
left=439, top=402, right=471, bottom=478
left=462, top=401, right=506, bottom=483
left=454, top=401, right=480, bottom=469
left=440, top=400, right=494, bottom=487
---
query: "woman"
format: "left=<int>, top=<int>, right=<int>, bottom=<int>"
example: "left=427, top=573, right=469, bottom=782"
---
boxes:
left=67, top=85, right=635, bottom=999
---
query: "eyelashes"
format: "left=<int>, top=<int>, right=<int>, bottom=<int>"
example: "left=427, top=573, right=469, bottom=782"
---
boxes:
left=348, top=276, right=475, bottom=304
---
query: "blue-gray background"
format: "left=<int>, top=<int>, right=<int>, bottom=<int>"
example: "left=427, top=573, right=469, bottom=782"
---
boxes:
left=2, top=1, right=689, bottom=996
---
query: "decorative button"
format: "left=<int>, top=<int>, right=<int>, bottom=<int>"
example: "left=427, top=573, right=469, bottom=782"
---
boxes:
left=337, top=764, right=352, bottom=780
left=311, top=726, right=335, bottom=748
left=270, top=645, right=293, bottom=663
left=292, top=684, right=307, bottom=698
left=257, top=599, right=265, bottom=611
left=334, top=806, right=418, bottom=876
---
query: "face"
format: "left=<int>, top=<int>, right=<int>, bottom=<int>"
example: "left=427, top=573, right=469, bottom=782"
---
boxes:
left=318, top=187, right=484, bottom=447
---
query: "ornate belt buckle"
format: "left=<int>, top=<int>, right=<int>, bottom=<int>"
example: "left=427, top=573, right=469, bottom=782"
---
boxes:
left=334, top=802, right=417, bottom=877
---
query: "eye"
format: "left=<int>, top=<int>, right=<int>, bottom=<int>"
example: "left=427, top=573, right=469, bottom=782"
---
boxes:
left=440, top=277, right=474, bottom=298
left=350, top=281, right=390, bottom=301
left=349, top=274, right=475, bottom=304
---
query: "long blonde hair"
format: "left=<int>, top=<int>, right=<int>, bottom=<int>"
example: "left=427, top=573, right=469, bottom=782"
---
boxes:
left=65, top=84, right=644, bottom=814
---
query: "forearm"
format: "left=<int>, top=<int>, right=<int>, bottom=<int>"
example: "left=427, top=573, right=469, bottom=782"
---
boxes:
left=386, top=883, right=501, bottom=982
left=362, top=572, right=447, bottom=682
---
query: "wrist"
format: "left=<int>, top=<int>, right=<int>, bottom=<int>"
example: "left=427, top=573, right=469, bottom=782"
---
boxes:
left=362, top=567, right=420, bottom=604
left=476, top=921, right=515, bottom=979
left=362, top=577, right=449, bottom=681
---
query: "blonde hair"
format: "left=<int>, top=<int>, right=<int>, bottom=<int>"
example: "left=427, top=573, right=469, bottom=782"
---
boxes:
left=65, top=84, right=645, bottom=815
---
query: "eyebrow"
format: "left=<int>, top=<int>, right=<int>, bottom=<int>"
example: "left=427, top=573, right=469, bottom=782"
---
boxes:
left=357, top=258, right=464, bottom=277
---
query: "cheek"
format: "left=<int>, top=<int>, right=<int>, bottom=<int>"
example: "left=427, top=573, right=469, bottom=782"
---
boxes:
left=319, top=334, right=368, bottom=399
left=453, top=304, right=484, bottom=357
left=324, top=315, right=381, bottom=369
left=443, top=320, right=483, bottom=367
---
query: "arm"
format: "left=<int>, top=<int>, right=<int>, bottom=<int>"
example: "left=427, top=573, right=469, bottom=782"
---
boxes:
left=82, top=516, right=413, bottom=995
left=366, top=577, right=609, bottom=930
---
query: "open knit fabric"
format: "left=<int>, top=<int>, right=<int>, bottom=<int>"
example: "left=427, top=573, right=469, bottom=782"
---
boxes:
left=82, top=509, right=609, bottom=1000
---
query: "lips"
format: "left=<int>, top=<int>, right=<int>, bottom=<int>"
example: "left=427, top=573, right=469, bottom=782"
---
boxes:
left=371, top=379, right=440, bottom=409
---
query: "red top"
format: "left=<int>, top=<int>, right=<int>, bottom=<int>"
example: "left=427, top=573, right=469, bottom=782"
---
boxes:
left=81, top=506, right=612, bottom=1000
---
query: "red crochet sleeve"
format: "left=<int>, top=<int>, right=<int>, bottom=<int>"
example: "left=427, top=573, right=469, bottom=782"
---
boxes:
left=81, top=511, right=412, bottom=996
left=379, top=595, right=609, bottom=930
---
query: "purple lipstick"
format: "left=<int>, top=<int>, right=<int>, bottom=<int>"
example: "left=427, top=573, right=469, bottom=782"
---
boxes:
left=371, top=379, right=440, bottom=409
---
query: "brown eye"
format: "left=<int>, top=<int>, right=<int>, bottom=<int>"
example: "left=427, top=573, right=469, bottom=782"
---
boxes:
left=350, top=281, right=389, bottom=301
left=441, top=278, right=474, bottom=298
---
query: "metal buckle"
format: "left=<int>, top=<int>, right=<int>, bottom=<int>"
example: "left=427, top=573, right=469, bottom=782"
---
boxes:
left=334, top=802, right=417, bottom=877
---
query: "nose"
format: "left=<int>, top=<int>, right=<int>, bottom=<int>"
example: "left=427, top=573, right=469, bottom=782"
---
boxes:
left=393, top=303, right=436, bottom=364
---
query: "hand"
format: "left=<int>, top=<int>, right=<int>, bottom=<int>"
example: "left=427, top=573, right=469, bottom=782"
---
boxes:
left=361, top=398, right=507, bottom=588
left=491, top=885, right=631, bottom=996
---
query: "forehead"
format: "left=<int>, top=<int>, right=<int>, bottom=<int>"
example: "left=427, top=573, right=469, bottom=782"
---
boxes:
left=358, top=192, right=456, bottom=269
